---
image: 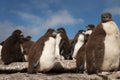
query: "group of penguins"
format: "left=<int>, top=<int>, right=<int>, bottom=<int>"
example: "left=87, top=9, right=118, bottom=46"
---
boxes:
left=0, top=12, right=120, bottom=74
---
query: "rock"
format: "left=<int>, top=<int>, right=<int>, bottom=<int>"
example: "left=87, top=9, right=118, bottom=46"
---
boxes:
left=0, top=59, right=119, bottom=80
left=0, top=73, right=103, bottom=80
left=0, top=59, right=27, bottom=73
left=0, top=60, right=76, bottom=73
left=50, top=60, right=76, bottom=73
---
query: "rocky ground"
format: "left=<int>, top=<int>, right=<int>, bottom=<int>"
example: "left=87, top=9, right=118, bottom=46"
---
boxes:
left=0, top=71, right=120, bottom=80
left=0, top=60, right=119, bottom=80
left=0, top=72, right=102, bottom=80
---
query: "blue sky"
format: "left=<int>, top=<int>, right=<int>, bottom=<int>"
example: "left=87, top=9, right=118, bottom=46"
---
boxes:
left=0, top=0, right=120, bottom=42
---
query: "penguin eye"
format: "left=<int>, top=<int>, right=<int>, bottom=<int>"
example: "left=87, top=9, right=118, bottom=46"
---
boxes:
left=109, top=16, right=111, bottom=19
left=102, top=16, right=106, bottom=19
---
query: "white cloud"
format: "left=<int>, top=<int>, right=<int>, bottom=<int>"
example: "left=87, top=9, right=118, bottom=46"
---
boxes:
left=12, top=9, right=84, bottom=28
left=106, top=0, right=120, bottom=8
left=104, top=7, right=120, bottom=15
left=0, top=21, right=41, bottom=42
left=0, top=21, right=16, bottom=42
left=2, top=9, right=84, bottom=42
left=19, top=0, right=61, bottom=11
left=44, top=10, right=84, bottom=27
left=104, top=0, right=120, bottom=15
left=12, top=11, right=43, bottom=24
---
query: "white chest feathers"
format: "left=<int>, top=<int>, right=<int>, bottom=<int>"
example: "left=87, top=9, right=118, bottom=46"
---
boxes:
left=102, top=21, right=120, bottom=71
left=55, top=33, right=63, bottom=60
left=103, top=21, right=119, bottom=35
left=72, top=34, right=84, bottom=59
left=0, top=45, right=2, bottom=59
left=39, top=37, right=56, bottom=72
left=84, top=30, right=92, bottom=35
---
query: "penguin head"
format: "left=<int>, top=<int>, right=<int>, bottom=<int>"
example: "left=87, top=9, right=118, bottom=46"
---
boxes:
left=26, top=36, right=32, bottom=40
left=23, top=36, right=32, bottom=42
left=101, top=12, right=113, bottom=23
left=57, top=27, right=66, bottom=34
left=12, top=29, right=23, bottom=37
left=78, top=30, right=85, bottom=34
left=78, top=30, right=85, bottom=42
left=12, top=29, right=24, bottom=43
left=45, top=28, right=57, bottom=38
left=0, top=41, right=4, bottom=46
left=86, top=24, right=95, bottom=30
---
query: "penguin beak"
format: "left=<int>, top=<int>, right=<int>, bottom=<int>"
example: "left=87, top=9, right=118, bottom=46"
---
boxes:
left=52, top=30, right=57, bottom=37
left=105, top=17, right=110, bottom=21
left=102, top=16, right=111, bottom=22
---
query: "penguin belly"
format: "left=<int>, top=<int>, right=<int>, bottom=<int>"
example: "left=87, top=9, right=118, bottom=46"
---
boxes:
left=55, top=33, right=62, bottom=59
left=39, top=37, right=56, bottom=72
left=0, top=45, right=2, bottom=59
left=102, top=21, right=120, bottom=71
left=72, top=34, right=84, bottom=59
